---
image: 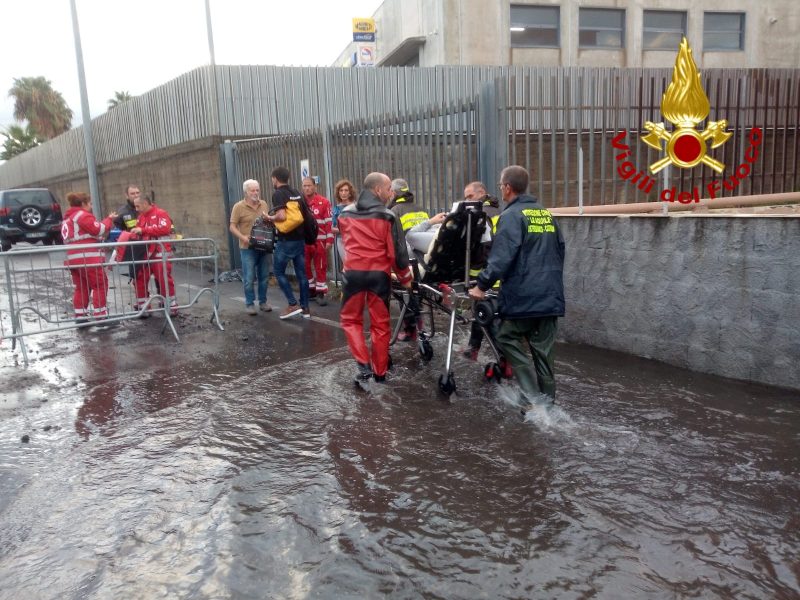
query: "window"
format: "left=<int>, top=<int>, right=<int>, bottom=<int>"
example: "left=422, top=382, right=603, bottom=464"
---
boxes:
left=704, top=12, right=745, bottom=50
left=643, top=10, right=687, bottom=50
left=510, top=5, right=560, bottom=48
left=579, top=8, right=625, bottom=49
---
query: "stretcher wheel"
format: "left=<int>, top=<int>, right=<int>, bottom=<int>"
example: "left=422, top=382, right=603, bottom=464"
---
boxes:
left=419, top=339, right=433, bottom=361
left=484, top=362, right=502, bottom=383
left=438, top=373, right=456, bottom=396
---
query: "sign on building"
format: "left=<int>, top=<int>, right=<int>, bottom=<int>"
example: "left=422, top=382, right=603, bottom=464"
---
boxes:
left=352, top=18, right=376, bottom=42
left=356, top=44, right=376, bottom=67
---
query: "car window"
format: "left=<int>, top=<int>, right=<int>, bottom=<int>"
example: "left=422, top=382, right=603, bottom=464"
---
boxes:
left=1, top=191, right=54, bottom=207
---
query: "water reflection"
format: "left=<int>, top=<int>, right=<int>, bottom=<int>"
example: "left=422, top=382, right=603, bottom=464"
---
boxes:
left=0, top=342, right=797, bottom=599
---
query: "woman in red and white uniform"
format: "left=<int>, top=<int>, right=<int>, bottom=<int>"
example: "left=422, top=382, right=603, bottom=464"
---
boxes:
left=129, top=195, right=177, bottom=316
left=60, top=192, right=117, bottom=321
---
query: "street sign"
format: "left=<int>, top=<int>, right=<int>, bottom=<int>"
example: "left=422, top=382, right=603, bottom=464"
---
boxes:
left=352, top=17, right=376, bottom=42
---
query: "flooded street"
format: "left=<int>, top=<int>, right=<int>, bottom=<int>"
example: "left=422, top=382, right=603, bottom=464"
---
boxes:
left=0, top=321, right=798, bottom=598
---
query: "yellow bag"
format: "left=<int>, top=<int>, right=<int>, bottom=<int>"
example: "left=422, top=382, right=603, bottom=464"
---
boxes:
left=274, top=200, right=303, bottom=234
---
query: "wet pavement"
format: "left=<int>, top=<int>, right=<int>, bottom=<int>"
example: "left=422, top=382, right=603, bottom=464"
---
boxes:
left=1, top=272, right=799, bottom=599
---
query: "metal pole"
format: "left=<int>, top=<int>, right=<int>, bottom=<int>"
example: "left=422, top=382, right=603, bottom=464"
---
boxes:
left=578, top=146, right=584, bottom=215
left=69, top=0, right=101, bottom=215
left=205, top=0, right=216, bottom=66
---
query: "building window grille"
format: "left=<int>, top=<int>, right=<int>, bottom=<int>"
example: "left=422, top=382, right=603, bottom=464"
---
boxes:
left=643, top=10, right=687, bottom=50
left=704, top=12, right=745, bottom=51
left=579, top=8, right=625, bottom=49
left=510, top=5, right=560, bottom=48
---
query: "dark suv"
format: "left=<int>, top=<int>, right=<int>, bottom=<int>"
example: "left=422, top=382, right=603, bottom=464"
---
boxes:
left=0, top=188, right=63, bottom=251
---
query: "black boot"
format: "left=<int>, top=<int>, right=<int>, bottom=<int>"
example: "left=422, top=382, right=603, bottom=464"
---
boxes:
left=353, top=362, right=373, bottom=388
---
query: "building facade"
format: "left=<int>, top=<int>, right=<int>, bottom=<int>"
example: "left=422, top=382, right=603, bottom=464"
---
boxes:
left=335, top=0, right=800, bottom=69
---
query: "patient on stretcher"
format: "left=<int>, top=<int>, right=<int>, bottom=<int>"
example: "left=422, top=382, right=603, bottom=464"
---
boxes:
left=405, top=201, right=491, bottom=282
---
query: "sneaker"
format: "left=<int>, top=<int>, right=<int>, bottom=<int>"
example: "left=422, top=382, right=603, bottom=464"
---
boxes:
left=373, top=373, right=386, bottom=383
left=246, top=304, right=257, bottom=315
left=169, top=302, right=179, bottom=317
left=309, top=288, right=317, bottom=298
left=316, top=293, right=328, bottom=306
left=279, top=304, right=302, bottom=319
left=259, top=303, right=273, bottom=312
left=353, top=362, right=373, bottom=386
left=462, top=346, right=480, bottom=361
left=301, top=307, right=311, bottom=319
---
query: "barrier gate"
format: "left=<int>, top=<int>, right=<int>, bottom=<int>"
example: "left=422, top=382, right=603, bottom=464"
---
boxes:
left=0, top=237, right=225, bottom=365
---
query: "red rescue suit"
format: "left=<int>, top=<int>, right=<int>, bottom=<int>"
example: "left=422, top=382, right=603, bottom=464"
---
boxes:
left=134, top=204, right=177, bottom=314
left=338, top=190, right=412, bottom=377
left=61, top=207, right=113, bottom=319
left=303, top=193, right=334, bottom=295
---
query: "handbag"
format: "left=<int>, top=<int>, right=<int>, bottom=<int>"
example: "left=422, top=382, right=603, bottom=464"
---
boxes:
left=273, top=199, right=304, bottom=234
left=249, top=217, right=275, bottom=252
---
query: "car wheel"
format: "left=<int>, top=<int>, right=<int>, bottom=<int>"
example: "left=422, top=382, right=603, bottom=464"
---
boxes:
left=19, top=205, right=44, bottom=230
left=1, top=240, right=11, bottom=252
left=42, top=237, right=53, bottom=246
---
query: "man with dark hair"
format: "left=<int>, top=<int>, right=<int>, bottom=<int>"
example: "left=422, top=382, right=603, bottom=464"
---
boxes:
left=114, top=184, right=146, bottom=280
left=338, top=172, right=412, bottom=386
left=265, top=166, right=310, bottom=319
left=469, top=165, right=565, bottom=412
left=302, top=177, right=334, bottom=305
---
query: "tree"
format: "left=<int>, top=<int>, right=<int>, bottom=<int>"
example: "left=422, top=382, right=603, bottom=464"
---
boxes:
left=107, top=90, right=133, bottom=110
left=1, top=124, right=40, bottom=160
left=8, top=76, right=72, bottom=140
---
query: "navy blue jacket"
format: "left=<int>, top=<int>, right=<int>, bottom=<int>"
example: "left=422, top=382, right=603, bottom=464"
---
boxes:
left=476, top=194, right=565, bottom=319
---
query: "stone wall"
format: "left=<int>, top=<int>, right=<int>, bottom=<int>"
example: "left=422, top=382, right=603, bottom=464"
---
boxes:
left=39, top=139, right=232, bottom=266
left=559, top=215, right=800, bottom=391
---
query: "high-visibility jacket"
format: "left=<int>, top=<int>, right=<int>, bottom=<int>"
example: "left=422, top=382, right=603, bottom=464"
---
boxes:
left=389, top=192, right=429, bottom=232
left=136, top=205, right=173, bottom=258
left=61, top=207, right=113, bottom=267
left=305, top=193, right=334, bottom=245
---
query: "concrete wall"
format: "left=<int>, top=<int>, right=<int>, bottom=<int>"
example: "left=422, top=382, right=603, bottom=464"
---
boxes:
left=338, top=0, right=800, bottom=69
left=559, top=215, right=800, bottom=391
left=39, top=139, right=233, bottom=267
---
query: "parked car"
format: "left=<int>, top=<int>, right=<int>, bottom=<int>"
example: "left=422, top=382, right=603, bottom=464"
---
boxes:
left=0, top=188, right=63, bottom=251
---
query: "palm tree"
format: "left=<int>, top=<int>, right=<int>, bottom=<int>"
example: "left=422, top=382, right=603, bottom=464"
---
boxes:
left=107, top=90, right=133, bottom=110
left=0, top=124, right=40, bottom=160
left=8, top=76, right=72, bottom=140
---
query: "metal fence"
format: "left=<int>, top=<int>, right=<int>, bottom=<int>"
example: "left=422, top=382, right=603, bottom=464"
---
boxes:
left=1, top=65, right=798, bottom=210
left=505, top=67, right=800, bottom=207
left=0, top=238, right=225, bottom=365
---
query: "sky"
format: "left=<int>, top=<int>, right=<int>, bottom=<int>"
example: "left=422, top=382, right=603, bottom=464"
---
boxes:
left=0, top=0, right=382, bottom=132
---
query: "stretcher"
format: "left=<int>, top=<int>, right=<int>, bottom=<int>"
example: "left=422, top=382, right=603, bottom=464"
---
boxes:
left=390, top=201, right=511, bottom=396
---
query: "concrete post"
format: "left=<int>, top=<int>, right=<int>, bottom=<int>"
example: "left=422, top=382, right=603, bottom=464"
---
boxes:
left=478, top=78, right=508, bottom=192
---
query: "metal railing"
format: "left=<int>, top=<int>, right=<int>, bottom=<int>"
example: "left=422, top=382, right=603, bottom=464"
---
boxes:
left=0, top=238, right=224, bottom=365
left=1, top=65, right=798, bottom=210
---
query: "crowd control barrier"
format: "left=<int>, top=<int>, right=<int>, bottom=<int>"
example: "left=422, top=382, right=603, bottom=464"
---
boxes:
left=0, top=237, right=224, bottom=365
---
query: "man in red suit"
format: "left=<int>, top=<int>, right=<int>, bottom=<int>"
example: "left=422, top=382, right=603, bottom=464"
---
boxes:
left=130, top=195, right=178, bottom=317
left=301, top=177, right=334, bottom=306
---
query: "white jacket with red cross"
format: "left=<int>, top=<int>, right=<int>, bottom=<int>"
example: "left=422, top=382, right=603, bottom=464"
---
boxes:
left=305, top=193, right=333, bottom=246
left=136, top=205, right=173, bottom=258
left=61, top=206, right=113, bottom=267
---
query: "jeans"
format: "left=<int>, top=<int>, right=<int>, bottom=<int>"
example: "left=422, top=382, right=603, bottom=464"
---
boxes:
left=240, top=248, right=269, bottom=306
left=272, top=239, right=309, bottom=308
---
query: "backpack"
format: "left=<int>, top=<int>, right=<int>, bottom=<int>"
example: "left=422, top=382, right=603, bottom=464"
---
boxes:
left=298, top=196, right=319, bottom=245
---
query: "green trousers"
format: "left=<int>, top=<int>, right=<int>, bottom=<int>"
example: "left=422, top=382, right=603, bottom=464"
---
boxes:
left=495, top=316, right=558, bottom=402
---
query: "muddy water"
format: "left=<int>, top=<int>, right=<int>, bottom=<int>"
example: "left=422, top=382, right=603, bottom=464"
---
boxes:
left=0, top=338, right=798, bottom=599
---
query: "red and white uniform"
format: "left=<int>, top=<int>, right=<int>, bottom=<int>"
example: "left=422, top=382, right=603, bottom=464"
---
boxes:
left=304, top=193, right=333, bottom=295
left=134, top=204, right=177, bottom=313
left=61, top=206, right=113, bottom=319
